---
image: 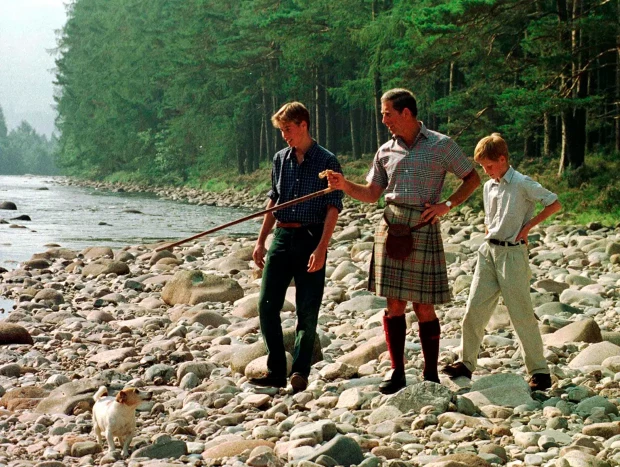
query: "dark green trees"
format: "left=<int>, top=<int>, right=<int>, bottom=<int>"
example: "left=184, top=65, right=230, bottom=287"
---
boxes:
left=53, top=0, right=620, bottom=181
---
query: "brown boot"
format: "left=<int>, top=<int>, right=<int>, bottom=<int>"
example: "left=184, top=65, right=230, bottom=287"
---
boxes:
left=419, top=319, right=440, bottom=383
left=379, top=314, right=407, bottom=394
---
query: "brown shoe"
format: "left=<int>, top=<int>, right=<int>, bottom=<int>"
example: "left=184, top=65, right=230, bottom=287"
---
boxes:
left=290, top=373, right=308, bottom=393
left=529, top=373, right=551, bottom=391
left=441, top=361, right=472, bottom=379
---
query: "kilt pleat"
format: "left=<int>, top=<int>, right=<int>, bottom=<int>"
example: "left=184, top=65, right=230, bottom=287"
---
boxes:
left=368, top=203, right=451, bottom=304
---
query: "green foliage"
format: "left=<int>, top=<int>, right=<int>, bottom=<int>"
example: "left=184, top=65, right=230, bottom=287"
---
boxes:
left=53, top=0, right=619, bottom=200
left=0, top=112, right=58, bottom=175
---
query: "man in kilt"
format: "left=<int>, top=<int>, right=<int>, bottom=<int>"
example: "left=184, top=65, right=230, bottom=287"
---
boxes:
left=327, top=88, right=480, bottom=394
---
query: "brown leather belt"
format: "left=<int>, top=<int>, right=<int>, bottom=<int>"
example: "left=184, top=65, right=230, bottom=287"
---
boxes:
left=276, top=222, right=302, bottom=229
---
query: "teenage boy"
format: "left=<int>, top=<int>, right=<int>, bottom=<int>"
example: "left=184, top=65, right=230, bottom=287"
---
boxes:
left=442, top=133, right=561, bottom=391
left=250, top=101, right=343, bottom=392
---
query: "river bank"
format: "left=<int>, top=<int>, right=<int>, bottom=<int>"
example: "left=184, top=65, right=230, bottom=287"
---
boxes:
left=0, top=180, right=619, bottom=467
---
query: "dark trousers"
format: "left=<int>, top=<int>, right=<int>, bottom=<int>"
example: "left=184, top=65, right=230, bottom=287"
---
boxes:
left=258, top=224, right=325, bottom=378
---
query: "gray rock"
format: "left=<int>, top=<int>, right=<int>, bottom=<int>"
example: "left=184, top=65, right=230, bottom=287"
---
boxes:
left=337, top=335, right=386, bottom=367
left=560, top=289, right=603, bottom=307
left=543, top=318, right=602, bottom=346
left=144, top=364, right=176, bottom=384
left=88, top=347, right=137, bottom=365
left=334, top=295, right=387, bottom=314
left=575, top=396, right=619, bottom=416
left=82, top=259, right=130, bottom=277
left=569, top=341, right=620, bottom=369
left=130, top=435, right=187, bottom=459
left=296, top=435, right=364, bottom=466
left=535, top=302, right=583, bottom=318
left=384, top=381, right=453, bottom=414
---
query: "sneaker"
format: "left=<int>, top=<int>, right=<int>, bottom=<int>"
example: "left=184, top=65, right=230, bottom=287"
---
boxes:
left=529, top=373, right=551, bottom=391
left=441, top=361, right=472, bottom=379
left=248, top=375, right=287, bottom=388
left=290, top=373, right=308, bottom=393
left=378, top=369, right=406, bottom=395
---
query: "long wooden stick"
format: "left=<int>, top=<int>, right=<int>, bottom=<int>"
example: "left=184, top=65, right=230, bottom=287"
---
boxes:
left=154, top=187, right=334, bottom=252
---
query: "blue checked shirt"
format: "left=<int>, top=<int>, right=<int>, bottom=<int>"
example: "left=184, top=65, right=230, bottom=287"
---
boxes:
left=267, top=142, right=343, bottom=224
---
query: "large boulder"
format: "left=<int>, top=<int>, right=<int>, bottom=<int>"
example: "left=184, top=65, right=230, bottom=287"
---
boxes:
left=162, top=270, right=244, bottom=305
left=0, top=323, right=33, bottom=345
left=543, top=318, right=602, bottom=346
left=464, top=373, right=534, bottom=408
left=35, top=379, right=105, bottom=415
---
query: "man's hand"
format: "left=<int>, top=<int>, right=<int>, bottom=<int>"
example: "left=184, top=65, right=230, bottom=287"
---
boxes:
left=422, top=202, right=450, bottom=223
left=326, top=172, right=345, bottom=191
left=307, top=244, right=327, bottom=272
left=253, top=242, right=267, bottom=270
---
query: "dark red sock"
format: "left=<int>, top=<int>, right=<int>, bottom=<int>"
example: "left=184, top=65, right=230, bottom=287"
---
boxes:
left=383, top=314, right=406, bottom=373
left=419, top=318, right=440, bottom=382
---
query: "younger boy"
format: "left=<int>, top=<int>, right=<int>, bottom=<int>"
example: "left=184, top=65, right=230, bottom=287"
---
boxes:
left=442, top=133, right=561, bottom=391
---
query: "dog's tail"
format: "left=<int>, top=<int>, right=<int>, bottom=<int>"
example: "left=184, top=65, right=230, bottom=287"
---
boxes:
left=93, top=386, right=108, bottom=402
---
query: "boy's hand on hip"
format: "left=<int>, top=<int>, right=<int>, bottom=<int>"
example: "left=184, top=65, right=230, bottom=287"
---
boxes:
left=515, top=226, right=530, bottom=245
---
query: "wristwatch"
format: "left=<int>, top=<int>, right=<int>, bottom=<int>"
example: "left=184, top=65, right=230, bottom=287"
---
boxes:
left=445, top=200, right=453, bottom=209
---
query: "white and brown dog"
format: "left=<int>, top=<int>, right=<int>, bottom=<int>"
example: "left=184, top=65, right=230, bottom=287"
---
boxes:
left=92, top=386, right=153, bottom=457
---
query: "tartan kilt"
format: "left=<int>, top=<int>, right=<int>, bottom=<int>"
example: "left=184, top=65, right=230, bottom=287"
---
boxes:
left=368, top=203, right=452, bottom=304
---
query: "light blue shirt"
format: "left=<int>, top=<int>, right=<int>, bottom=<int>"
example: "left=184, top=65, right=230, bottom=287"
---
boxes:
left=484, top=166, right=558, bottom=243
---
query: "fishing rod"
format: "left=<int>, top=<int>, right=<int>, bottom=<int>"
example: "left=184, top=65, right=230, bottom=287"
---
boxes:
left=154, top=186, right=334, bottom=252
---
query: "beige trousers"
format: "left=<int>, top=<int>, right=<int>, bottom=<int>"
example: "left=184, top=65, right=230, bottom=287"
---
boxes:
left=461, top=241, right=549, bottom=375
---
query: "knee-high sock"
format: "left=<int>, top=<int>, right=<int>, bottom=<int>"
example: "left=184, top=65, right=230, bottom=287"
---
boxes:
left=383, top=314, right=406, bottom=373
left=419, top=319, right=441, bottom=382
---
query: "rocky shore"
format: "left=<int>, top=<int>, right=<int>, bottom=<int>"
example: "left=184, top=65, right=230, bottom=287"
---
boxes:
left=1, top=181, right=619, bottom=467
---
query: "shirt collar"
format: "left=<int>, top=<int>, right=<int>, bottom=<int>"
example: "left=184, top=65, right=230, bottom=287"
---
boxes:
left=284, top=141, right=317, bottom=161
left=491, top=166, right=515, bottom=185
left=392, top=122, right=429, bottom=150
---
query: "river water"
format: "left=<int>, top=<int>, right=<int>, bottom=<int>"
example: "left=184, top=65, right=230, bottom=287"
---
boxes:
left=0, top=175, right=258, bottom=312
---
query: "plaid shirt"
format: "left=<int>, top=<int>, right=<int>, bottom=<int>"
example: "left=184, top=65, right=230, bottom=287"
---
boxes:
left=268, top=142, right=343, bottom=224
left=367, top=123, right=474, bottom=206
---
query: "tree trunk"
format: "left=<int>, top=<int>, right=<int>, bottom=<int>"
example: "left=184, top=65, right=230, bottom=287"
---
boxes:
left=373, top=69, right=382, bottom=152
left=237, top=141, right=245, bottom=175
left=556, top=0, right=586, bottom=174
left=447, top=62, right=455, bottom=126
left=325, top=82, right=332, bottom=152
left=350, top=106, right=360, bottom=159
left=543, top=113, right=555, bottom=157
left=262, top=85, right=272, bottom=158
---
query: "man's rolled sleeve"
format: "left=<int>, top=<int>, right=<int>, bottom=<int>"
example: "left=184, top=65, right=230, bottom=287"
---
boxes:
left=366, top=153, right=388, bottom=188
left=523, top=177, right=558, bottom=206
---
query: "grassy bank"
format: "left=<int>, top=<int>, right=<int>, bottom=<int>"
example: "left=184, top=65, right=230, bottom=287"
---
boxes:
left=104, top=151, right=620, bottom=227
